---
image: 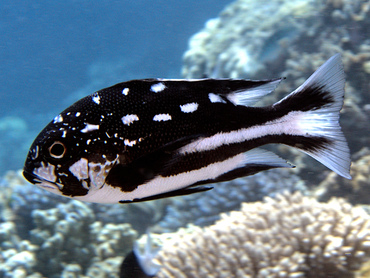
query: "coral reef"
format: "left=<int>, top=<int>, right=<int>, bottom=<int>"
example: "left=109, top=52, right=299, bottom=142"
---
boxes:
left=4, top=170, right=70, bottom=238
left=182, top=0, right=320, bottom=79
left=1, top=176, right=369, bottom=277
left=155, top=192, right=370, bottom=278
left=0, top=221, right=40, bottom=278
left=30, top=201, right=96, bottom=276
left=0, top=200, right=137, bottom=278
left=154, top=168, right=307, bottom=233
left=84, top=257, right=122, bottom=278
left=90, top=198, right=169, bottom=234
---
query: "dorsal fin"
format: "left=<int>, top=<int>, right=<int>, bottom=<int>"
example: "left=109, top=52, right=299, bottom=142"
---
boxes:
left=156, top=78, right=283, bottom=106
left=226, top=78, right=283, bottom=106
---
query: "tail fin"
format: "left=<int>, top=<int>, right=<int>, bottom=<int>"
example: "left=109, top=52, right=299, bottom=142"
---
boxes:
left=274, top=54, right=351, bottom=179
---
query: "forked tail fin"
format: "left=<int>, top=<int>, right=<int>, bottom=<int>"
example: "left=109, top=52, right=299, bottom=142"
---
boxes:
left=273, top=54, right=351, bottom=179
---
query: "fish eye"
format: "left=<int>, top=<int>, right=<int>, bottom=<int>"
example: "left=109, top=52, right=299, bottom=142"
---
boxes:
left=49, top=141, right=66, bottom=159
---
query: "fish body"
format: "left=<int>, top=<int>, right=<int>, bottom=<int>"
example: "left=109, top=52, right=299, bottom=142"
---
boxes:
left=23, top=54, right=351, bottom=203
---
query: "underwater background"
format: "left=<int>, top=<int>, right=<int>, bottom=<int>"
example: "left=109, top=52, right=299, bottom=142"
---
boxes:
left=1, top=0, right=370, bottom=277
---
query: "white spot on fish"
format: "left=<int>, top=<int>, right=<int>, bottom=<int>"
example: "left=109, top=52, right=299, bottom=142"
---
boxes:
left=88, top=157, right=118, bottom=190
left=92, top=94, right=100, bottom=105
left=208, top=93, right=226, bottom=103
left=75, top=112, right=81, bottom=117
left=33, top=162, right=57, bottom=184
left=153, top=113, right=172, bottom=122
left=81, top=123, right=100, bottom=133
left=180, top=102, right=199, bottom=113
left=87, top=139, right=91, bottom=145
left=122, top=88, right=129, bottom=95
left=69, top=158, right=89, bottom=181
left=124, top=139, right=137, bottom=147
left=53, top=114, right=63, bottom=123
left=62, top=131, right=67, bottom=138
left=150, top=82, right=166, bottom=93
left=81, top=181, right=89, bottom=190
left=121, top=114, right=139, bottom=126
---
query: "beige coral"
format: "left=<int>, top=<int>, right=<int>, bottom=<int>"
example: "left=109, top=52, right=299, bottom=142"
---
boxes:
left=155, top=192, right=370, bottom=278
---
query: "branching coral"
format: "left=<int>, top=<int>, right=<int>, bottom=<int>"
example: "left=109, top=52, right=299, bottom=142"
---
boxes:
left=29, top=201, right=137, bottom=277
left=155, top=192, right=370, bottom=278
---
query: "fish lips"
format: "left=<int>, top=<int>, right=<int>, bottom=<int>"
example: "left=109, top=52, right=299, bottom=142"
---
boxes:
left=22, top=169, right=63, bottom=192
left=22, top=169, right=39, bottom=184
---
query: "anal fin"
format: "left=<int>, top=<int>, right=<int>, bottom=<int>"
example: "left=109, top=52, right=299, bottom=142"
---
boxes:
left=119, top=185, right=213, bottom=203
left=178, top=148, right=293, bottom=190
left=195, top=148, right=293, bottom=185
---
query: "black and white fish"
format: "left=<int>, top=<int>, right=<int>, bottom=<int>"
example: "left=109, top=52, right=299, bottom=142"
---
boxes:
left=23, top=54, right=351, bottom=203
left=120, top=232, right=161, bottom=278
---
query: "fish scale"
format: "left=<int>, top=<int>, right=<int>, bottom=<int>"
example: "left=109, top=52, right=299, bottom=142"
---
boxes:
left=23, top=54, right=351, bottom=203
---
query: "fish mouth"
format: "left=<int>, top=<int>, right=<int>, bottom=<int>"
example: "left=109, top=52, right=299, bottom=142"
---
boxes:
left=22, top=170, right=63, bottom=192
left=22, top=170, right=38, bottom=184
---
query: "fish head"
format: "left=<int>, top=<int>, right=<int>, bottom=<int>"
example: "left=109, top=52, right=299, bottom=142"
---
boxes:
left=23, top=102, right=120, bottom=201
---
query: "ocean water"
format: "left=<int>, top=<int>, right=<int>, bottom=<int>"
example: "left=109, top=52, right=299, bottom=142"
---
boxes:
left=0, top=0, right=230, bottom=175
left=1, top=0, right=370, bottom=277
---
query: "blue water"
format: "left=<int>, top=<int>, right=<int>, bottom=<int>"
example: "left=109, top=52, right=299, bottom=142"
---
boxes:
left=0, top=0, right=231, bottom=174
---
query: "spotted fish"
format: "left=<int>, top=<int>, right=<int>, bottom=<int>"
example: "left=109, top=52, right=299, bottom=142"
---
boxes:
left=23, top=54, right=351, bottom=203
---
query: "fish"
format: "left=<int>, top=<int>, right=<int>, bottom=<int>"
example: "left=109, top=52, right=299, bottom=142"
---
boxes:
left=23, top=54, right=351, bottom=203
left=120, top=232, right=161, bottom=278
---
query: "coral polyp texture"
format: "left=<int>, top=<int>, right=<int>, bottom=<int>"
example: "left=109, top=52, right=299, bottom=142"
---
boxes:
left=155, top=192, right=370, bottom=278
